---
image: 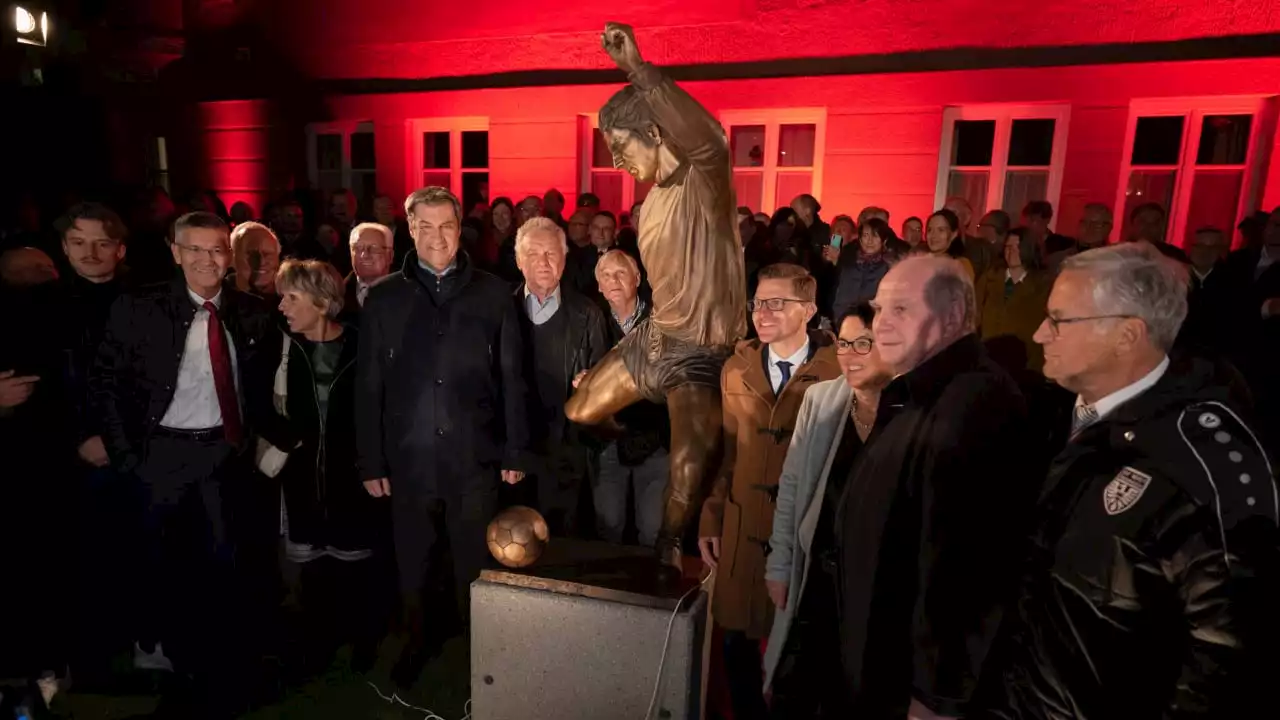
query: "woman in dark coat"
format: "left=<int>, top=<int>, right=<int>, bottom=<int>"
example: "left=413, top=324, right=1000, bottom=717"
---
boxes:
left=269, top=258, right=385, bottom=670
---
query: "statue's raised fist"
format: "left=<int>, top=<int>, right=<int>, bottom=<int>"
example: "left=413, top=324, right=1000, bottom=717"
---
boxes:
left=602, top=22, right=642, bottom=72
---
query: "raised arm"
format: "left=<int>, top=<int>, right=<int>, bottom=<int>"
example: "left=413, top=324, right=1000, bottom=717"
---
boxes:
left=602, top=22, right=727, bottom=171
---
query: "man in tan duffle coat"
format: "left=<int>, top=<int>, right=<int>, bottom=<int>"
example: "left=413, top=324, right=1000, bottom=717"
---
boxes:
left=698, top=263, right=840, bottom=719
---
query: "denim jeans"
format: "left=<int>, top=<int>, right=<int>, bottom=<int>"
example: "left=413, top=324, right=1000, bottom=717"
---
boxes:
left=592, top=444, right=667, bottom=546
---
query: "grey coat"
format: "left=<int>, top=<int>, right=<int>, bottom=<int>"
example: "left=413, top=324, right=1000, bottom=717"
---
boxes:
left=762, top=377, right=855, bottom=690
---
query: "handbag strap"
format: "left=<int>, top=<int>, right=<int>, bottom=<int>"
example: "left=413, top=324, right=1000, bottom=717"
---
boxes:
left=273, top=333, right=291, bottom=417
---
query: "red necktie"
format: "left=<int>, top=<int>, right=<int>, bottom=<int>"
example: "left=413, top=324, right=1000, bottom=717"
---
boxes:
left=204, top=301, right=243, bottom=445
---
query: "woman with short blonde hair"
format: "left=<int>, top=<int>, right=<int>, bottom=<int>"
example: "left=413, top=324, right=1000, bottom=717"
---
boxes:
left=268, top=258, right=381, bottom=663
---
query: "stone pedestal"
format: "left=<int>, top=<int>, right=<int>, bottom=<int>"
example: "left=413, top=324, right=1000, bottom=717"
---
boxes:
left=471, top=541, right=708, bottom=720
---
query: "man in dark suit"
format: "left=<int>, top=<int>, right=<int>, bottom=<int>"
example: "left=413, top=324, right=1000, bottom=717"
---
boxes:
left=342, top=221, right=395, bottom=324
left=839, top=255, right=1035, bottom=718
left=511, top=217, right=610, bottom=536
left=89, top=211, right=283, bottom=709
left=356, top=187, right=530, bottom=687
left=1178, top=227, right=1233, bottom=352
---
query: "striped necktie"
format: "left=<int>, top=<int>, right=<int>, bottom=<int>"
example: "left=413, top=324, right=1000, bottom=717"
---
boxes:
left=1072, top=403, right=1099, bottom=435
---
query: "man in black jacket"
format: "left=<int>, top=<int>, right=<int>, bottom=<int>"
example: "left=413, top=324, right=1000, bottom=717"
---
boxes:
left=89, top=211, right=282, bottom=707
left=979, top=242, right=1279, bottom=719
left=839, top=254, right=1035, bottom=719
left=356, top=186, right=530, bottom=684
left=511, top=217, right=610, bottom=536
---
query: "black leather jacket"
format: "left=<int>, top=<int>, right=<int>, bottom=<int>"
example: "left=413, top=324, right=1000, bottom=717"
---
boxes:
left=979, top=358, right=1280, bottom=719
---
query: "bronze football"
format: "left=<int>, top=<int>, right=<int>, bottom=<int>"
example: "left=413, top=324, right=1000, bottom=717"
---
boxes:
left=486, top=506, right=550, bottom=568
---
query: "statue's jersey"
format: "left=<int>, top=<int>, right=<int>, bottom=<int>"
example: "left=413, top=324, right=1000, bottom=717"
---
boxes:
left=630, top=64, right=747, bottom=349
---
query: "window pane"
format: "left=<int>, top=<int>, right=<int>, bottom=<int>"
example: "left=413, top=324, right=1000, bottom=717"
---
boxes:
left=462, top=172, right=490, bottom=214
left=319, top=170, right=343, bottom=195
left=1119, top=170, right=1176, bottom=242
left=1002, top=170, right=1049, bottom=215
left=1007, top=119, right=1055, bottom=166
left=317, top=134, right=342, bottom=171
left=951, top=120, right=996, bottom=167
left=946, top=170, right=990, bottom=221
left=592, top=129, right=614, bottom=169
left=1197, top=115, right=1252, bottom=166
left=1131, top=116, right=1185, bottom=166
left=1182, top=170, right=1243, bottom=246
left=590, top=172, right=625, bottom=215
left=776, top=173, right=812, bottom=207
left=462, top=131, right=489, bottom=169
left=733, top=171, right=764, bottom=213
left=352, top=171, right=377, bottom=214
left=731, top=126, right=766, bottom=168
left=423, top=132, right=450, bottom=169
left=351, top=131, right=375, bottom=170
left=422, top=170, right=451, bottom=190
left=778, top=124, right=816, bottom=167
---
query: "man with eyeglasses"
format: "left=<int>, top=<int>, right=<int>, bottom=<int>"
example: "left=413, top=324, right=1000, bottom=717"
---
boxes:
left=1047, top=202, right=1115, bottom=273
left=976, top=242, right=1278, bottom=718
left=697, top=263, right=840, bottom=720
left=89, top=211, right=285, bottom=709
left=837, top=254, right=1034, bottom=719
left=344, top=222, right=395, bottom=322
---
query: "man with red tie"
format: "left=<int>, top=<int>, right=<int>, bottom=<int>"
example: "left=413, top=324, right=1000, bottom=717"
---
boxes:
left=90, top=211, right=284, bottom=712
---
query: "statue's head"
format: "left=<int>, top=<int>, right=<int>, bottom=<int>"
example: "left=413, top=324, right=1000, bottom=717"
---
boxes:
left=600, top=86, right=663, bottom=183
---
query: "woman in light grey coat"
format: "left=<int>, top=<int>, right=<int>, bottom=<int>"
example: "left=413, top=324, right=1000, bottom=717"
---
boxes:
left=762, top=303, right=894, bottom=716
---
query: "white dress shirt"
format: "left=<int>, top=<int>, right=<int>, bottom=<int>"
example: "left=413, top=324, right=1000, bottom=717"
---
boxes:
left=1074, top=355, right=1169, bottom=430
left=159, top=288, right=241, bottom=430
left=524, top=285, right=562, bottom=326
left=767, top=338, right=810, bottom=396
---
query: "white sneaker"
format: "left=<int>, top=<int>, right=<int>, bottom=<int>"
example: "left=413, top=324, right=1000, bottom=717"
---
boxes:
left=286, top=540, right=325, bottom=563
left=133, top=642, right=174, bottom=672
left=326, top=545, right=373, bottom=562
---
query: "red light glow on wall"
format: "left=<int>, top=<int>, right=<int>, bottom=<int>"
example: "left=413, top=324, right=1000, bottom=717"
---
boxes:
left=198, top=100, right=273, bottom=217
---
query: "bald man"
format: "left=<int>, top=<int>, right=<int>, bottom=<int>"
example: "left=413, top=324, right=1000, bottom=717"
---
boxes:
left=837, top=255, right=1035, bottom=719
left=0, top=246, right=59, bottom=288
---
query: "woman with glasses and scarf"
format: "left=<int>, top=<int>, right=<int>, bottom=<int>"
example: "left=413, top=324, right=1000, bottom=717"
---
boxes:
left=762, top=302, right=895, bottom=719
left=830, top=217, right=898, bottom=319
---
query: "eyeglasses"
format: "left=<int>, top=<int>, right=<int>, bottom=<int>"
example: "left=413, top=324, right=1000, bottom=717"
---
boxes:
left=835, top=337, right=874, bottom=355
left=1043, top=314, right=1135, bottom=337
left=748, top=298, right=808, bottom=312
left=353, top=245, right=388, bottom=256
left=176, top=243, right=229, bottom=260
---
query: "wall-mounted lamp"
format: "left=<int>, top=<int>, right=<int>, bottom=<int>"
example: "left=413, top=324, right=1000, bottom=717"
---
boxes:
left=14, top=5, right=49, bottom=46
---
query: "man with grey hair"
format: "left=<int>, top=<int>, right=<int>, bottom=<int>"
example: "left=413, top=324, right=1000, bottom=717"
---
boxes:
left=836, top=254, right=1034, bottom=719
left=511, top=216, right=609, bottom=536
left=979, top=242, right=1278, bottom=718
left=355, top=186, right=530, bottom=688
left=343, top=221, right=395, bottom=321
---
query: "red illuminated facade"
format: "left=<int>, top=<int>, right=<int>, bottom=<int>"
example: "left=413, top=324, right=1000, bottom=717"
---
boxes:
left=149, top=0, right=1280, bottom=247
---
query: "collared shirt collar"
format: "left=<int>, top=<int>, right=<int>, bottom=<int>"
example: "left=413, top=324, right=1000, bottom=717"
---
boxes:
left=523, top=284, right=561, bottom=307
left=1005, top=267, right=1025, bottom=284
left=1076, top=355, right=1170, bottom=422
left=188, top=287, right=222, bottom=309
left=1192, top=266, right=1213, bottom=282
left=767, top=337, right=810, bottom=370
left=418, top=257, right=457, bottom=277
left=613, top=298, right=645, bottom=334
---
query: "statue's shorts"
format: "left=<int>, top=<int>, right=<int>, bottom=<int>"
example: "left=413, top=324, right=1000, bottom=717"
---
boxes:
left=618, top=318, right=732, bottom=404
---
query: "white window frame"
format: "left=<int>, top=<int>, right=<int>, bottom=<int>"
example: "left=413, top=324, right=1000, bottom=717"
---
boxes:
left=934, top=104, right=1071, bottom=223
left=405, top=117, right=490, bottom=198
left=1113, top=96, right=1277, bottom=248
left=306, top=120, right=375, bottom=190
left=578, top=114, right=649, bottom=213
left=718, top=108, right=826, bottom=214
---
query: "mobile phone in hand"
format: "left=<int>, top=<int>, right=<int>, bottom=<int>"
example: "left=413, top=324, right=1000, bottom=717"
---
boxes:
left=830, top=234, right=843, bottom=249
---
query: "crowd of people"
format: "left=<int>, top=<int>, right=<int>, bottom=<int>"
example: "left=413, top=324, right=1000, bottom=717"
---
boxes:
left=1, top=176, right=1278, bottom=719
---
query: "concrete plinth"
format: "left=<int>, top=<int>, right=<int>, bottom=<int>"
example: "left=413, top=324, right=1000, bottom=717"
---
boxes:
left=470, top=541, right=708, bottom=720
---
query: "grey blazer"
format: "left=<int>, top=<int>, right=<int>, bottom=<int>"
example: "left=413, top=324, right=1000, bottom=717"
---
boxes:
left=762, top=377, right=856, bottom=689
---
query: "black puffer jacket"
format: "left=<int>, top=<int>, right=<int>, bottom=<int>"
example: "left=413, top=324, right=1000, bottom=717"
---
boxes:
left=978, top=358, right=1280, bottom=719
